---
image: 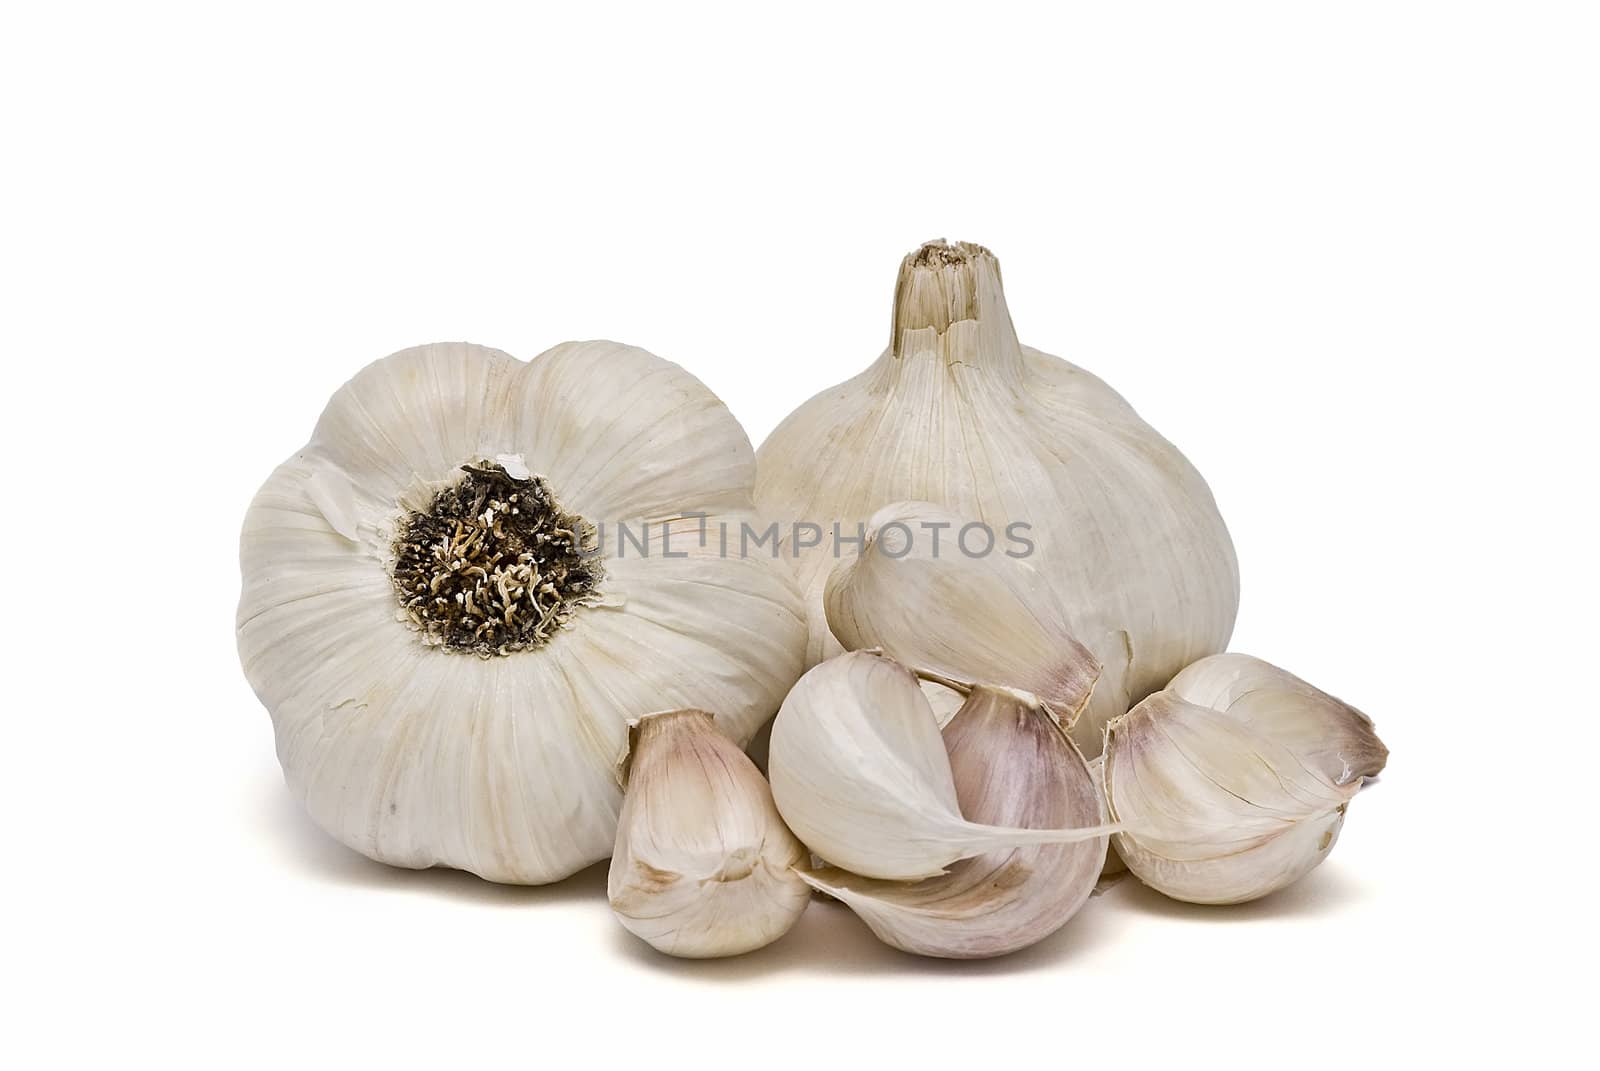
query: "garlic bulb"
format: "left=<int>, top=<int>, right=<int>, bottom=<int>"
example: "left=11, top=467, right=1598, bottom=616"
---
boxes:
left=1103, top=653, right=1388, bottom=904
left=238, top=341, right=807, bottom=884
left=608, top=710, right=810, bottom=958
left=825, top=499, right=1099, bottom=724
left=799, top=684, right=1107, bottom=959
left=755, top=239, right=1239, bottom=753
left=768, top=650, right=1114, bottom=881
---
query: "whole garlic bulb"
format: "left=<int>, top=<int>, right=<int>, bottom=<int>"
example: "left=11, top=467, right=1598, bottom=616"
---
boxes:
left=1103, top=653, right=1388, bottom=904
left=755, top=240, right=1239, bottom=753
left=768, top=651, right=1114, bottom=882
left=608, top=710, right=810, bottom=958
left=238, top=341, right=807, bottom=884
left=799, top=684, right=1108, bottom=959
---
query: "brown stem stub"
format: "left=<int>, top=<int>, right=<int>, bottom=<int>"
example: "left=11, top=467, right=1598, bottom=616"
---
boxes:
left=907, top=238, right=994, bottom=270
left=889, top=238, right=1017, bottom=362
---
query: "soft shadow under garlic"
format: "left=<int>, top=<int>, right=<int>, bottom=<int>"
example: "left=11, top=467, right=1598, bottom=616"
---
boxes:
left=1113, top=861, right=1371, bottom=923
left=262, top=779, right=611, bottom=905
left=608, top=875, right=1128, bottom=978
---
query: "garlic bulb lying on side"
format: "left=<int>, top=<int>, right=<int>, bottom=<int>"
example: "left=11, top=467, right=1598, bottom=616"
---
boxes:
left=608, top=710, right=810, bottom=958
left=799, top=684, right=1107, bottom=959
left=238, top=341, right=807, bottom=884
left=756, top=240, right=1239, bottom=754
left=1103, top=654, right=1388, bottom=904
left=768, top=651, right=1115, bottom=881
left=825, top=500, right=1099, bottom=724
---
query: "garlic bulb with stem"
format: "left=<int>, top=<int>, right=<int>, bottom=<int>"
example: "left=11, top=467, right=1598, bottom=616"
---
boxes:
left=768, top=650, right=1116, bottom=882
left=608, top=709, right=810, bottom=958
left=238, top=341, right=807, bottom=884
left=825, top=499, right=1100, bottom=725
left=799, top=683, right=1108, bottom=959
left=1103, top=653, right=1388, bottom=905
left=755, top=239, right=1239, bottom=754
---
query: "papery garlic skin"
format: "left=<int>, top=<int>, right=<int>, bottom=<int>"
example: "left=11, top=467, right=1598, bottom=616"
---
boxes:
left=1103, top=654, right=1387, bottom=905
left=755, top=240, right=1239, bottom=754
left=768, top=651, right=1114, bottom=881
left=608, top=710, right=810, bottom=958
left=800, top=685, right=1107, bottom=959
left=1086, top=755, right=1129, bottom=879
left=238, top=341, right=807, bottom=884
left=1165, top=653, right=1388, bottom=786
left=825, top=500, right=1100, bottom=722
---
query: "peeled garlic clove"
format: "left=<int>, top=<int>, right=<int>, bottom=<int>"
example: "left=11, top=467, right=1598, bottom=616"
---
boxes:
left=824, top=500, right=1100, bottom=722
left=1103, top=655, right=1387, bottom=904
left=798, top=685, right=1107, bottom=959
left=768, top=651, right=1115, bottom=881
left=608, top=710, right=810, bottom=958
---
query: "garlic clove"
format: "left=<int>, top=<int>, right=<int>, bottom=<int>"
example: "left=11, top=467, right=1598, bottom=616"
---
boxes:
left=1103, top=655, right=1387, bottom=904
left=608, top=709, right=810, bottom=958
left=768, top=651, right=1117, bottom=881
left=1165, top=652, right=1388, bottom=785
left=824, top=500, right=1100, bottom=723
left=797, top=684, right=1107, bottom=959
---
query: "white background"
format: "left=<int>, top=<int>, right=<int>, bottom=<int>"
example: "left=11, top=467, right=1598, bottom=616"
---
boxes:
left=4, top=2, right=1594, bottom=1067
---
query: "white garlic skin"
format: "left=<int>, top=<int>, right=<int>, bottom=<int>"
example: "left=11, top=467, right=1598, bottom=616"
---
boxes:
left=1086, top=754, right=1129, bottom=879
left=768, top=651, right=1115, bottom=882
left=825, top=500, right=1100, bottom=722
left=238, top=341, right=807, bottom=884
left=800, top=685, right=1107, bottom=959
left=756, top=240, right=1239, bottom=754
left=1104, top=654, right=1387, bottom=905
left=608, top=710, right=810, bottom=958
left=1165, top=652, right=1389, bottom=787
